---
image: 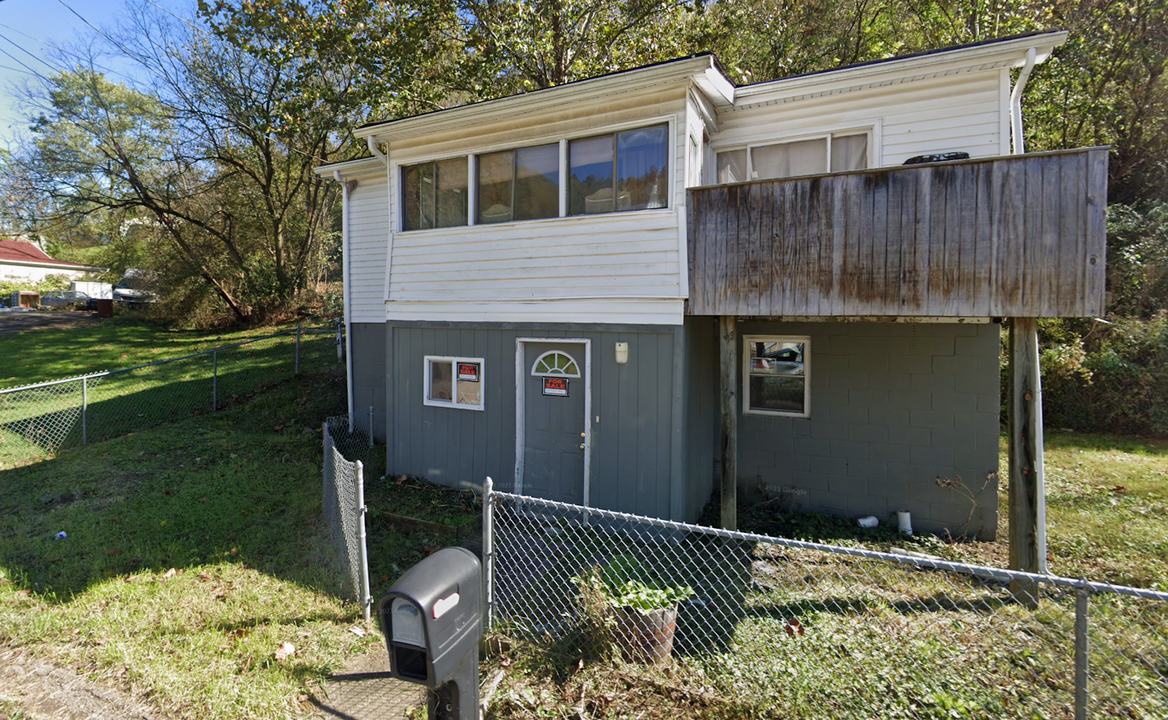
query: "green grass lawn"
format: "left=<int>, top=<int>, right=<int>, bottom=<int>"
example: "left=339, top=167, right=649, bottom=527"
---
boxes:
left=0, top=369, right=382, bottom=719
left=1, top=315, right=329, bottom=390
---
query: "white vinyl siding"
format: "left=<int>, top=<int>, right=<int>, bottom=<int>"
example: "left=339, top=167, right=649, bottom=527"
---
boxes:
left=384, top=94, right=688, bottom=325
left=347, top=171, right=389, bottom=323
left=713, top=71, right=1005, bottom=167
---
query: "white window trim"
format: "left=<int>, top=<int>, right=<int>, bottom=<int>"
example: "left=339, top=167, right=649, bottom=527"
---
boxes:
left=423, top=355, right=486, bottom=411
left=714, top=124, right=879, bottom=181
left=530, top=350, right=582, bottom=377
left=395, top=115, right=676, bottom=232
left=742, top=335, right=810, bottom=418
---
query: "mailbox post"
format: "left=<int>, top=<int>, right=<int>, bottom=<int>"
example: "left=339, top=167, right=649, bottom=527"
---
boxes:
left=381, top=547, right=482, bottom=720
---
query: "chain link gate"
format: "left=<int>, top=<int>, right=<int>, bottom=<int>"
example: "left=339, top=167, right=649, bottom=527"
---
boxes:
left=482, top=478, right=1168, bottom=719
left=322, top=415, right=373, bottom=623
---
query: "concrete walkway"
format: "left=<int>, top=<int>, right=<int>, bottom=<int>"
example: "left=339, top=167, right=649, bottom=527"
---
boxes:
left=312, top=649, right=428, bottom=720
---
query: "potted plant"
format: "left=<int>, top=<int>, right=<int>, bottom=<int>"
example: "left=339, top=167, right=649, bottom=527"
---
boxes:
left=574, top=556, right=694, bottom=664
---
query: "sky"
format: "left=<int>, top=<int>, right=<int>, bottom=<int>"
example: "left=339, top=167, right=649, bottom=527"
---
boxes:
left=0, top=0, right=189, bottom=145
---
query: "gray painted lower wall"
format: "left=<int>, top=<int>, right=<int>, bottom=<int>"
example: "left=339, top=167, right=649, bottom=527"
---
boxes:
left=350, top=323, right=387, bottom=442
left=385, top=323, right=686, bottom=520
left=723, top=320, right=1002, bottom=540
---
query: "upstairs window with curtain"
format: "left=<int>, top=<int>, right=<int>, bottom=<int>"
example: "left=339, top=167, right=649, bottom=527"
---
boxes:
left=569, top=124, right=668, bottom=216
left=401, top=157, right=469, bottom=231
left=716, top=131, right=869, bottom=184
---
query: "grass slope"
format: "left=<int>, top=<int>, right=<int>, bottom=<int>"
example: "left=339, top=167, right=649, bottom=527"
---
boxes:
left=0, top=370, right=379, bottom=719
left=1, top=316, right=322, bottom=389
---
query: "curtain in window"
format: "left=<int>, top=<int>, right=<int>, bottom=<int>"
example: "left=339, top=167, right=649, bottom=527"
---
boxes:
left=752, top=138, right=827, bottom=180
left=831, top=134, right=869, bottom=172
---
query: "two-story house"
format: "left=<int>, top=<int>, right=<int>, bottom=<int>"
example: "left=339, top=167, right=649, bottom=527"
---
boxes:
left=316, top=30, right=1106, bottom=551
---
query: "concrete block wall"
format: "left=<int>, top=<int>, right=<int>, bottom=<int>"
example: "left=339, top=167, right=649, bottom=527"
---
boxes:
left=735, top=320, right=1002, bottom=539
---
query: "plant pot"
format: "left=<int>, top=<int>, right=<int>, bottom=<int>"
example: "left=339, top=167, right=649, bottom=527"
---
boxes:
left=612, top=605, right=678, bottom=664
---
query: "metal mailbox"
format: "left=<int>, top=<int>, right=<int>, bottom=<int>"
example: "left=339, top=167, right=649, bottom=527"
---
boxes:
left=381, top=546, right=482, bottom=719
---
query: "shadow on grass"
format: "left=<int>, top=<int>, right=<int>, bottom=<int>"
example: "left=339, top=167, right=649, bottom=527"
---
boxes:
left=0, top=368, right=355, bottom=600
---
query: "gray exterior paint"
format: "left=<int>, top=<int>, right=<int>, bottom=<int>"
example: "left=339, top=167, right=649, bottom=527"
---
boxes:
left=683, top=316, right=718, bottom=520
left=363, top=318, right=1000, bottom=534
left=723, top=320, right=1002, bottom=539
left=385, top=322, right=696, bottom=520
left=350, top=323, right=387, bottom=442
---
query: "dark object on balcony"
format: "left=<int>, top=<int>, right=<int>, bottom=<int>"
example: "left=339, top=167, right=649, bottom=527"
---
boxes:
left=903, top=152, right=971, bottom=165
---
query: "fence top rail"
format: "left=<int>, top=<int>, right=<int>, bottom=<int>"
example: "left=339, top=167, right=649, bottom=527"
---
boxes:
left=489, top=488, right=1168, bottom=603
left=0, top=321, right=340, bottom=395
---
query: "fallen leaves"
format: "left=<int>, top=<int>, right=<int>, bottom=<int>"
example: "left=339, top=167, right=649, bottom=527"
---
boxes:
left=275, top=641, right=296, bottom=662
left=784, top=618, right=804, bottom=637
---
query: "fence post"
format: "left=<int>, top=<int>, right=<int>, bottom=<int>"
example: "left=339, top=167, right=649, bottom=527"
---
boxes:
left=483, top=476, right=494, bottom=630
left=81, top=377, right=88, bottom=446
left=356, top=460, right=371, bottom=624
left=295, top=323, right=301, bottom=376
left=212, top=350, right=218, bottom=411
left=1075, top=580, right=1090, bottom=720
left=368, top=405, right=374, bottom=447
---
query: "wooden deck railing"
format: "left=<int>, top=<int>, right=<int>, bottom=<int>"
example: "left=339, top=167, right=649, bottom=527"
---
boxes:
left=686, top=147, right=1108, bottom=318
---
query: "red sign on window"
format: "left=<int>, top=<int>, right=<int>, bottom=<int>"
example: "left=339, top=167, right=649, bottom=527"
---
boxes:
left=457, top=363, right=479, bottom=382
left=542, top=377, right=569, bottom=397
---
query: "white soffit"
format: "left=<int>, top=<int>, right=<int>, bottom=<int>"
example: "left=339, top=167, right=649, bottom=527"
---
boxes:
left=313, top=156, right=385, bottom=179
left=732, top=31, right=1068, bottom=108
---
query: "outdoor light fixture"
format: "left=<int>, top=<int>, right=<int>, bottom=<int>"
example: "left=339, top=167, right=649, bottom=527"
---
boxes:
left=615, top=342, right=629, bottom=364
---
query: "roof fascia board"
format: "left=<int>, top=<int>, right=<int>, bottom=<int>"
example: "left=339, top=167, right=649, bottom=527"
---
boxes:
left=356, top=57, right=717, bottom=142
left=0, top=258, right=106, bottom=271
left=313, top=156, right=386, bottom=178
left=734, top=31, right=1067, bottom=106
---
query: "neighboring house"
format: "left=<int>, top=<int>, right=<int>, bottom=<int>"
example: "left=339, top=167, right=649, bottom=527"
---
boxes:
left=315, top=31, right=1106, bottom=548
left=0, top=240, right=106, bottom=284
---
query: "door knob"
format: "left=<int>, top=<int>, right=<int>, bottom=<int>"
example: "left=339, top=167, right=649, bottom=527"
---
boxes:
left=578, top=444, right=585, bottom=450
left=580, top=432, right=586, bottom=438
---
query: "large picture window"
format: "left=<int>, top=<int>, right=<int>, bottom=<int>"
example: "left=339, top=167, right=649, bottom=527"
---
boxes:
left=424, top=355, right=484, bottom=411
left=716, top=131, right=869, bottom=184
left=402, top=157, right=469, bottom=231
left=477, top=144, right=559, bottom=224
left=569, top=124, right=668, bottom=215
left=743, top=336, right=809, bottom=417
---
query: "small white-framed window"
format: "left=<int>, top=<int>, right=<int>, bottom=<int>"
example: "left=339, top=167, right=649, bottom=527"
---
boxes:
left=716, top=130, right=870, bottom=183
left=743, top=336, right=809, bottom=417
left=424, top=355, right=485, bottom=411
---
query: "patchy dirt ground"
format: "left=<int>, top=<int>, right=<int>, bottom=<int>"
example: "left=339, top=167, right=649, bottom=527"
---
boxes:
left=0, top=310, right=101, bottom=338
left=0, top=649, right=164, bottom=720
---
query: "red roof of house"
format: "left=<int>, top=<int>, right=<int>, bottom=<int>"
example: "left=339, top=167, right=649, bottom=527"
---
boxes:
left=0, top=240, right=104, bottom=270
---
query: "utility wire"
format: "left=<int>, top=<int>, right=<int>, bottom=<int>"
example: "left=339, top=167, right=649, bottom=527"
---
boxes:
left=0, top=61, right=34, bottom=76
left=0, top=44, right=49, bottom=81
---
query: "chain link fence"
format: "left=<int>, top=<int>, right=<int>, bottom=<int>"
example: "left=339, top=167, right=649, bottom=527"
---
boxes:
left=483, top=479, right=1168, bottom=720
left=0, top=322, right=343, bottom=468
left=322, top=414, right=373, bottom=622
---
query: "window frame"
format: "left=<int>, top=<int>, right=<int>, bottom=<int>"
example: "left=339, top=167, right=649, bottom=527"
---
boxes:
left=741, top=335, right=810, bottom=418
left=395, top=117, right=674, bottom=232
left=400, top=155, right=470, bottom=232
left=423, top=355, right=486, bottom=411
left=714, top=127, right=876, bottom=184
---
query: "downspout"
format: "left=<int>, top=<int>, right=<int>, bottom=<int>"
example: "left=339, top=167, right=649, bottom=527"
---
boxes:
left=1009, top=47, right=1038, bottom=154
left=366, top=136, right=386, bottom=162
left=333, top=170, right=356, bottom=432
left=1008, top=46, right=1046, bottom=572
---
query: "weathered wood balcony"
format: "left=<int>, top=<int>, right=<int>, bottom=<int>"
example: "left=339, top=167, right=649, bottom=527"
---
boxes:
left=686, top=148, right=1108, bottom=318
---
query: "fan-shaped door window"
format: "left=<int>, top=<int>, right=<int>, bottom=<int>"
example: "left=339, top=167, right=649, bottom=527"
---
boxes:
left=531, top=350, right=581, bottom=378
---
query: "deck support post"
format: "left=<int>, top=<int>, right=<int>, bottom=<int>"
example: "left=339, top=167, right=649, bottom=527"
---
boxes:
left=718, top=316, right=738, bottom=531
left=1009, top=317, right=1046, bottom=606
